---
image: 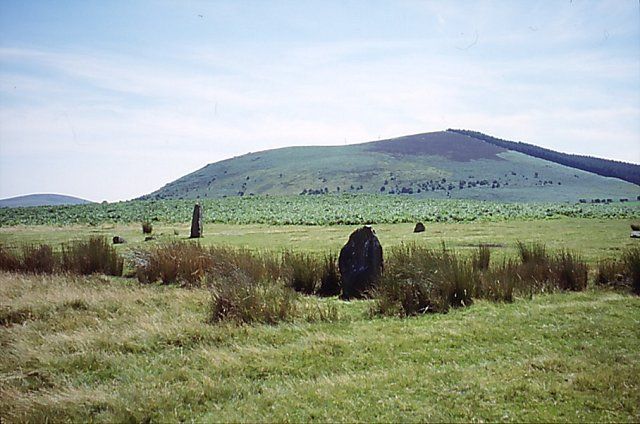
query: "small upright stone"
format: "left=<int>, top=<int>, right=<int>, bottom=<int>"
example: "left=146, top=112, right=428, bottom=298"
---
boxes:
left=413, top=222, right=425, bottom=233
left=338, top=226, right=384, bottom=299
left=190, top=204, right=203, bottom=238
left=112, top=236, right=126, bottom=244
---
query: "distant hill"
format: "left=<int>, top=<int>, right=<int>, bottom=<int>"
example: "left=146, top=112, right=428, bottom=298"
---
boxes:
left=0, top=194, right=92, bottom=208
left=142, top=130, right=639, bottom=203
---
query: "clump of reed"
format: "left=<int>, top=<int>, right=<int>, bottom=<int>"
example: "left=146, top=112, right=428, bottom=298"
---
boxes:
left=596, top=246, right=640, bottom=295
left=372, top=243, right=474, bottom=317
left=61, top=237, right=123, bottom=276
left=0, top=237, right=122, bottom=276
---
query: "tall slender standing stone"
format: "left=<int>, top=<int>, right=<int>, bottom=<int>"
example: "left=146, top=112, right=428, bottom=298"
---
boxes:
left=190, top=204, right=203, bottom=238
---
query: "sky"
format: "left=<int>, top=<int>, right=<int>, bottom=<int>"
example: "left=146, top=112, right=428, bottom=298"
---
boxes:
left=0, top=0, right=639, bottom=202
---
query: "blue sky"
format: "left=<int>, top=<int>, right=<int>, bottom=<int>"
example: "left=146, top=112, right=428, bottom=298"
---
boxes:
left=0, top=0, right=638, bottom=201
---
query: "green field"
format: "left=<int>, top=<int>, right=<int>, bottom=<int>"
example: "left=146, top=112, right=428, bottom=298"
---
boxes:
left=1, top=198, right=639, bottom=422
left=1, top=273, right=638, bottom=422
left=0, top=217, right=637, bottom=263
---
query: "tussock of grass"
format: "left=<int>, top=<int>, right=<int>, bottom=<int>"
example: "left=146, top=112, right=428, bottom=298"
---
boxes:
left=141, top=222, right=153, bottom=234
left=472, top=244, right=491, bottom=271
left=512, top=242, right=588, bottom=294
left=135, top=242, right=281, bottom=287
left=61, top=237, right=123, bottom=276
left=317, top=253, right=341, bottom=297
left=0, top=238, right=122, bottom=276
left=372, top=244, right=474, bottom=317
left=516, top=241, right=548, bottom=265
left=623, top=247, right=640, bottom=295
left=209, top=273, right=298, bottom=325
left=595, top=259, right=625, bottom=287
left=20, top=244, right=56, bottom=274
left=475, top=259, right=516, bottom=302
left=373, top=242, right=590, bottom=317
left=598, top=246, right=640, bottom=295
left=552, top=250, right=588, bottom=291
left=282, top=251, right=320, bottom=294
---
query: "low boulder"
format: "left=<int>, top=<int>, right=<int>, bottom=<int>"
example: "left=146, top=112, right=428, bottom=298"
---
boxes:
left=414, top=222, right=425, bottom=233
left=112, top=236, right=126, bottom=244
left=631, top=231, right=640, bottom=239
left=338, top=226, right=383, bottom=299
left=144, top=236, right=155, bottom=242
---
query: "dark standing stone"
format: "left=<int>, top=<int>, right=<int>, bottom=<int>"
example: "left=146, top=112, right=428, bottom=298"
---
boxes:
left=338, top=226, right=384, bottom=299
left=414, top=222, right=425, bottom=233
left=190, top=204, right=203, bottom=238
left=112, top=236, right=125, bottom=244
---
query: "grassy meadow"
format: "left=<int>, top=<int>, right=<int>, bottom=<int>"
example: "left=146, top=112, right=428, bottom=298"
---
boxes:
left=1, top=273, right=638, bottom=422
left=0, top=217, right=636, bottom=262
left=1, top=198, right=639, bottom=422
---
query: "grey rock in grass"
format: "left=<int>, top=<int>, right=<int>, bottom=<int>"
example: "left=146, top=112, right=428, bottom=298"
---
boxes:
left=631, top=231, right=640, bottom=239
left=339, top=225, right=383, bottom=299
left=112, top=236, right=126, bottom=244
left=414, top=222, right=425, bottom=233
left=190, top=204, right=203, bottom=238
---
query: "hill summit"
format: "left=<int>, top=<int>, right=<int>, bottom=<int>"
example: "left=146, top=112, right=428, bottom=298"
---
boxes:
left=143, top=130, right=639, bottom=203
left=0, top=194, right=92, bottom=208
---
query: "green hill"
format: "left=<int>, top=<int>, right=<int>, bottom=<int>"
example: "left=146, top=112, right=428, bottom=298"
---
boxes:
left=0, top=194, right=92, bottom=208
left=142, top=130, right=639, bottom=203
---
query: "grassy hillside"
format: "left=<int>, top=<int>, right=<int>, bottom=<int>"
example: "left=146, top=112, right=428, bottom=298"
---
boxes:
left=0, top=194, right=91, bottom=208
left=450, top=128, right=640, bottom=185
left=142, top=131, right=639, bottom=203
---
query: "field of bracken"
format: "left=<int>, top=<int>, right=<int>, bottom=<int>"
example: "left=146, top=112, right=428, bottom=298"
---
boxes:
left=1, top=195, right=639, bottom=226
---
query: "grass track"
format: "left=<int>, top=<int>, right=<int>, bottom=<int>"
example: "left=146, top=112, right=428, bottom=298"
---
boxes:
left=1, top=272, right=639, bottom=422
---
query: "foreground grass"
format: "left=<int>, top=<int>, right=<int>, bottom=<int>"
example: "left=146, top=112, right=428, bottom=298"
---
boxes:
left=0, top=217, right=637, bottom=263
left=1, top=272, right=638, bottom=422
